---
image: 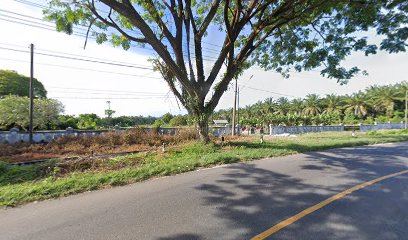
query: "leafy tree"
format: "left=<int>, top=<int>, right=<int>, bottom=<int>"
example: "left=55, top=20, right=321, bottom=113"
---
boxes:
left=77, top=113, right=100, bottom=129
left=110, top=115, right=157, bottom=127
left=169, top=115, right=188, bottom=126
left=0, top=70, right=47, bottom=98
left=161, top=113, right=174, bottom=124
left=55, top=115, right=78, bottom=129
left=0, top=95, right=63, bottom=130
left=45, top=1, right=407, bottom=141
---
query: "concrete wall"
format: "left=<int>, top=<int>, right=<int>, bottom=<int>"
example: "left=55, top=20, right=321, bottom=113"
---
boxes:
left=359, top=123, right=406, bottom=132
left=0, top=127, right=182, bottom=144
left=211, top=125, right=241, bottom=137
left=269, top=125, right=344, bottom=135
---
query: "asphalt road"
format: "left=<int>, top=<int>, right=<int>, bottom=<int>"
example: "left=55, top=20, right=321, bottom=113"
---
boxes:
left=1, top=142, right=408, bottom=240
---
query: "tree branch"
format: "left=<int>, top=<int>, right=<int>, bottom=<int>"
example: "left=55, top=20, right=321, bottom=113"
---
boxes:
left=197, top=0, right=221, bottom=37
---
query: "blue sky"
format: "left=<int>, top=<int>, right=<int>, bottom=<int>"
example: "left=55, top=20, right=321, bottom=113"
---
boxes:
left=0, top=0, right=407, bottom=117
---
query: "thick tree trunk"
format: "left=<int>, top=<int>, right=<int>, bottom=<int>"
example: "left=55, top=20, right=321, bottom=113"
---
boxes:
left=195, top=113, right=210, bottom=143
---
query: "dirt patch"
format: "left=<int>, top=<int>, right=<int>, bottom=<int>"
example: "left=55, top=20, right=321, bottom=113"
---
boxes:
left=0, top=128, right=198, bottom=163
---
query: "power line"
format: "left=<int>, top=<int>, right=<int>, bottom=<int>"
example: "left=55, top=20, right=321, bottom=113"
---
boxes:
left=51, top=91, right=168, bottom=96
left=47, top=86, right=167, bottom=94
left=0, top=9, right=89, bottom=33
left=0, top=46, right=154, bottom=70
left=0, top=57, right=161, bottom=79
left=13, top=0, right=48, bottom=9
left=0, top=42, right=153, bottom=69
left=48, top=96, right=176, bottom=100
left=0, top=14, right=218, bottom=61
left=9, top=0, right=224, bottom=53
left=239, top=85, right=298, bottom=98
left=12, top=0, right=224, bottom=49
left=0, top=16, right=92, bottom=39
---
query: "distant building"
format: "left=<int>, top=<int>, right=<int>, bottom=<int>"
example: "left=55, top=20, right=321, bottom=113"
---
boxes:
left=213, top=120, right=229, bottom=125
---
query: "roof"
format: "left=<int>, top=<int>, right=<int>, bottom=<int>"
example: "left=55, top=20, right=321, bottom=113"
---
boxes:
left=213, top=120, right=229, bottom=124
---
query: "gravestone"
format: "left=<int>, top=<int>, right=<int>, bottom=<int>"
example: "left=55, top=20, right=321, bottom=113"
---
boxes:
left=33, top=133, right=44, bottom=143
left=8, top=128, right=20, bottom=144
left=44, top=133, right=53, bottom=142
left=0, top=133, right=6, bottom=144
left=22, top=133, right=30, bottom=143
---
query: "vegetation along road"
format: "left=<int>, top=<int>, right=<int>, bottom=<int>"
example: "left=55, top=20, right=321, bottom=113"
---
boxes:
left=1, top=139, right=407, bottom=239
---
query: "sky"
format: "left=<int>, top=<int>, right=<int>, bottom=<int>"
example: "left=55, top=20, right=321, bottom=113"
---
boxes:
left=0, top=0, right=407, bottom=118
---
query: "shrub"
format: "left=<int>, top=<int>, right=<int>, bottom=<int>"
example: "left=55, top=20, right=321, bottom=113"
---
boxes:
left=123, top=127, right=145, bottom=144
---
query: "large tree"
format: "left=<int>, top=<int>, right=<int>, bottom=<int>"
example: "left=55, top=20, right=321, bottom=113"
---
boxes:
left=44, top=0, right=407, bottom=142
left=0, top=70, right=47, bottom=98
left=0, top=95, right=63, bottom=130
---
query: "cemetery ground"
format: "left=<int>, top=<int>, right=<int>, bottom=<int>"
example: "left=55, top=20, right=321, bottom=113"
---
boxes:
left=1, top=129, right=408, bottom=207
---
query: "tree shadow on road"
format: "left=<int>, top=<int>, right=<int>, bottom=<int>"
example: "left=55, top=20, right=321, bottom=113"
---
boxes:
left=191, top=143, right=408, bottom=239
left=157, top=233, right=204, bottom=240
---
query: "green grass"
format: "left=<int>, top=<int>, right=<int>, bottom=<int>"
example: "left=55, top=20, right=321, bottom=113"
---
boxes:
left=1, top=130, right=408, bottom=207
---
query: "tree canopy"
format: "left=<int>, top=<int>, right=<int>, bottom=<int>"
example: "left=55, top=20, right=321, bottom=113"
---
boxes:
left=44, top=0, right=407, bottom=141
left=0, top=70, right=47, bottom=98
left=213, top=81, right=408, bottom=126
left=0, top=95, right=63, bottom=130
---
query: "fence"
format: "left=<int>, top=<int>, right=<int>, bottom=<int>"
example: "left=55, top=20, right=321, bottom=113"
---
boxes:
left=3, top=122, right=404, bottom=144
left=269, top=125, right=344, bottom=135
left=211, top=125, right=241, bottom=137
left=359, top=122, right=406, bottom=132
left=0, top=127, right=183, bottom=144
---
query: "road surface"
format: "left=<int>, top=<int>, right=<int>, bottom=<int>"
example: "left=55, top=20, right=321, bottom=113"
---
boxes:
left=1, top=142, right=407, bottom=240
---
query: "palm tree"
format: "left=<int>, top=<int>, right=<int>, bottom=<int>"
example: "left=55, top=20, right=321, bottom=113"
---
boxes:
left=303, top=94, right=321, bottom=116
left=290, top=98, right=303, bottom=115
left=275, top=97, right=291, bottom=116
left=366, top=85, right=398, bottom=117
left=344, top=92, right=370, bottom=118
left=322, top=94, right=343, bottom=114
left=263, top=97, right=276, bottom=114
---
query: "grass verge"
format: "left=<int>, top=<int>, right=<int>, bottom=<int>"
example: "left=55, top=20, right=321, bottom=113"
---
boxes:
left=1, top=130, right=408, bottom=207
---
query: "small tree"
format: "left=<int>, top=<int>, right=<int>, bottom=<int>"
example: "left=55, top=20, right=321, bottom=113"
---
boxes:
left=45, top=1, right=407, bottom=142
left=169, top=115, right=188, bottom=126
left=77, top=113, right=100, bottom=129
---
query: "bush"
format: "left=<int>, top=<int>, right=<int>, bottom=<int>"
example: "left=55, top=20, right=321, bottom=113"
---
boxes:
left=49, top=128, right=198, bottom=149
left=169, top=115, right=188, bottom=126
left=123, top=127, right=145, bottom=144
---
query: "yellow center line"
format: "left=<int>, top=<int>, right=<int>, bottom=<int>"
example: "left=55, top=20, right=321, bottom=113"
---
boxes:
left=251, top=169, right=408, bottom=240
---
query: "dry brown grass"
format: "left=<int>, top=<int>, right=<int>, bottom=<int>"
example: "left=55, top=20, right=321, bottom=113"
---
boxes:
left=0, top=127, right=198, bottom=163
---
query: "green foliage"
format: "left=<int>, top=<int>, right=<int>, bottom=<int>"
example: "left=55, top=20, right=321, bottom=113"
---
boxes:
left=0, top=70, right=47, bottom=98
left=77, top=114, right=100, bottom=130
left=42, top=1, right=407, bottom=141
left=0, top=95, right=64, bottom=130
left=55, top=115, right=78, bottom=129
left=109, top=115, right=157, bottom=127
left=160, top=113, right=174, bottom=124
left=169, top=115, right=188, bottom=126
left=152, top=118, right=165, bottom=128
left=215, top=81, right=408, bottom=126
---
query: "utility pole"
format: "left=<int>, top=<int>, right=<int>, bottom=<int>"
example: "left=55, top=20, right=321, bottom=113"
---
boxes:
left=405, top=89, right=407, bottom=129
left=232, top=75, right=253, bottom=136
left=237, top=86, right=240, bottom=127
left=106, top=100, right=111, bottom=129
left=29, top=43, right=34, bottom=144
left=232, top=78, right=238, bottom=136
